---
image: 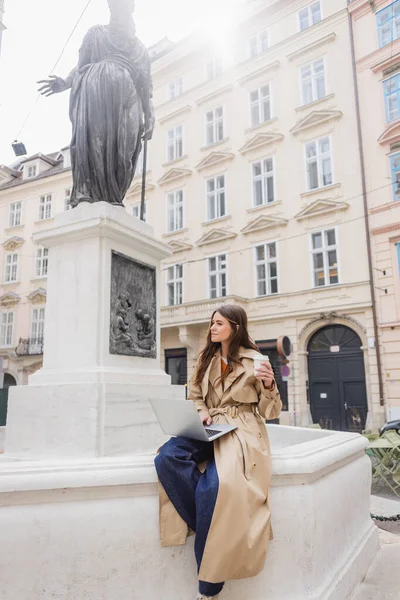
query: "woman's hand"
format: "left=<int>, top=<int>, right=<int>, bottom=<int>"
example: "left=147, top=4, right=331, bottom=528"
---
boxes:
left=37, top=75, right=68, bottom=97
left=255, top=361, right=275, bottom=390
left=199, top=410, right=212, bottom=426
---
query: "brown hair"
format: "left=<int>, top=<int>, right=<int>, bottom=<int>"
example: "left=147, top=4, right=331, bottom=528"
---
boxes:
left=194, top=304, right=258, bottom=387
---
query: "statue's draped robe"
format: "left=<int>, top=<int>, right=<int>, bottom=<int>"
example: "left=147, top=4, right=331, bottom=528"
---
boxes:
left=69, top=20, right=151, bottom=207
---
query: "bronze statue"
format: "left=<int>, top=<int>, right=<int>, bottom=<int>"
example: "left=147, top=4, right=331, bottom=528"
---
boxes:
left=38, top=0, right=154, bottom=208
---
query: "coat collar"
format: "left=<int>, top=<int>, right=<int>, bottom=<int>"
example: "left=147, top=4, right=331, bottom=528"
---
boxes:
left=204, top=347, right=262, bottom=400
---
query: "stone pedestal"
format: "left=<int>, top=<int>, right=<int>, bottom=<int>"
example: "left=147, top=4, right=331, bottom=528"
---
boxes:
left=5, top=202, right=184, bottom=459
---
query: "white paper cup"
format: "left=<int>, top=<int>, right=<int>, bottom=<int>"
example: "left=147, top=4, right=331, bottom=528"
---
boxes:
left=254, top=355, right=270, bottom=377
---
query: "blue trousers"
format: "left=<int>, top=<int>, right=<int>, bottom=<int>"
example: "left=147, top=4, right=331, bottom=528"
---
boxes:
left=155, top=436, right=225, bottom=597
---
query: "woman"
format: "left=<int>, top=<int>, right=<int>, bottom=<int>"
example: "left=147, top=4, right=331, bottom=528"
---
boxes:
left=155, top=304, right=282, bottom=600
left=38, top=0, right=154, bottom=207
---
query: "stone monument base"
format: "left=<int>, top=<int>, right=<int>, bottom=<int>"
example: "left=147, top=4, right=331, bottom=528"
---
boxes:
left=0, top=426, right=379, bottom=600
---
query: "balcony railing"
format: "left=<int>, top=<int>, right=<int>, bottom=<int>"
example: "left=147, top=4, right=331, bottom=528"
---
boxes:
left=15, top=337, right=44, bottom=357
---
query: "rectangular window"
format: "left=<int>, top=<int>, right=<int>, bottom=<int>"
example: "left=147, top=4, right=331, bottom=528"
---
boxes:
left=30, top=307, right=45, bottom=342
left=4, top=253, right=18, bottom=283
left=167, top=264, right=183, bottom=306
left=205, top=107, right=224, bottom=145
left=132, top=202, right=147, bottom=221
left=299, top=1, right=321, bottom=31
left=255, top=242, right=278, bottom=296
left=300, top=58, right=326, bottom=105
left=206, top=175, right=226, bottom=221
left=390, top=152, right=400, bottom=200
left=377, top=1, right=400, bottom=48
left=311, top=228, right=339, bottom=287
left=9, top=201, right=22, bottom=228
left=26, top=165, right=37, bottom=179
left=208, top=254, right=227, bottom=299
left=0, top=311, right=14, bottom=347
left=35, top=247, right=49, bottom=278
left=167, top=190, right=184, bottom=232
left=167, top=125, right=183, bottom=162
left=64, top=188, right=72, bottom=211
left=167, top=77, right=183, bottom=100
left=384, top=73, right=400, bottom=122
left=39, top=194, right=52, bottom=220
left=248, top=30, right=269, bottom=58
left=252, top=157, right=275, bottom=206
left=250, top=85, right=271, bottom=126
left=205, top=56, right=223, bottom=80
left=306, top=137, right=332, bottom=191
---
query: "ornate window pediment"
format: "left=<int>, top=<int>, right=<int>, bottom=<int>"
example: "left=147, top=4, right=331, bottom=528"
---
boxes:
left=127, top=181, right=155, bottom=197
left=167, top=240, right=193, bottom=253
left=290, top=110, right=343, bottom=135
left=378, top=120, right=400, bottom=145
left=241, top=215, right=288, bottom=234
left=295, top=199, right=349, bottom=220
left=158, top=168, right=192, bottom=186
left=27, top=288, right=47, bottom=304
left=240, top=132, right=284, bottom=155
left=2, top=236, right=24, bottom=251
left=195, top=151, right=234, bottom=171
left=0, top=292, right=21, bottom=307
left=196, top=228, right=237, bottom=247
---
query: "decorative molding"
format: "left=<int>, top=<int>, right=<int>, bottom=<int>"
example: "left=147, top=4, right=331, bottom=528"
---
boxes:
left=27, top=288, right=47, bottom=304
left=127, top=181, right=155, bottom=197
left=2, top=236, right=24, bottom=251
left=195, top=151, right=235, bottom=171
left=295, top=199, right=349, bottom=221
left=0, top=292, right=21, bottom=307
left=157, top=168, right=192, bottom=186
left=241, top=215, right=288, bottom=235
left=299, top=311, right=367, bottom=340
left=287, top=34, right=336, bottom=62
left=158, top=105, right=192, bottom=125
left=295, top=93, right=336, bottom=113
left=371, top=221, right=400, bottom=236
left=290, top=110, right=343, bottom=135
left=378, top=120, right=400, bottom=145
left=371, top=49, right=400, bottom=74
left=167, top=240, right=193, bottom=253
left=300, top=182, right=342, bottom=199
left=240, top=132, right=284, bottom=155
left=196, top=228, right=237, bottom=247
left=196, top=85, right=234, bottom=106
left=237, top=61, right=280, bottom=86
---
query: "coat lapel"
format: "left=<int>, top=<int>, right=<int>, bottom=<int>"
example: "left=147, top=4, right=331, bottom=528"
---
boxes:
left=209, top=354, right=223, bottom=401
left=223, top=361, right=245, bottom=395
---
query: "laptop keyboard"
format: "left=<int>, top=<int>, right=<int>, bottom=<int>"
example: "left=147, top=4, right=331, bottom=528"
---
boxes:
left=205, top=428, right=222, bottom=438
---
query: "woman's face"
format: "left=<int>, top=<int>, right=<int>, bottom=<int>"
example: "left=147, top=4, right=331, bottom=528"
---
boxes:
left=210, top=312, right=233, bottom=344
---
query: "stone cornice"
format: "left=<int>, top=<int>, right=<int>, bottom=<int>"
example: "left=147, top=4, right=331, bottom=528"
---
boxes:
left=157, top=168, right=192, bottom=186
left=290, top=110, right=343, bottom=135
left=195, top=151, right=235, bottom=172
left=349, top=0, right=389, bottom=19
left=357, top=39, right=400, bottom=73
left=287, top=33, right=336, bottom=63
left=240, top=132, right=284, bottom=155
left=371, top=221, right=400, bottom=235
left=196, top=228, right=237, bottom=247
left=295, top=199, right=349, bottom=221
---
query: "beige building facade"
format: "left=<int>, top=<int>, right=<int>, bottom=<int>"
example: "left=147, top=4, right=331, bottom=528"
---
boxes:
left=0, top=0, right=5, bottom=57
left=350, top=0, right=400, bottom=421
left=0, top=0, right=387, bottom=430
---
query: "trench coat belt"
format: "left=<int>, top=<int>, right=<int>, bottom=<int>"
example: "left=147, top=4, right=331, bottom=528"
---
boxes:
left=208, top=405, right=258, bottom=482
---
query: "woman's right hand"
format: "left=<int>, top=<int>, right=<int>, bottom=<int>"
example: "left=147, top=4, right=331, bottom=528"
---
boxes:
left=199, top=411, right=212, bottom=426
left=37, top=75, right=68, bottom=96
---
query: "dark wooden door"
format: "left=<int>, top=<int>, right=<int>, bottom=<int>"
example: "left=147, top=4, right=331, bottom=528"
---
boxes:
left=307, top=325, right=368, bottom=432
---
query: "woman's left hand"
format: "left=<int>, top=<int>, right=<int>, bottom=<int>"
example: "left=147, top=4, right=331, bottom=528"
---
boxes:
left=255, top=362, right=275, bottom=390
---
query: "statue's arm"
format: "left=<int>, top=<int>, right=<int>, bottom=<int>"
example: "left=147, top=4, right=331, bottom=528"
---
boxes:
left=64, top=66, right=79, bottom=90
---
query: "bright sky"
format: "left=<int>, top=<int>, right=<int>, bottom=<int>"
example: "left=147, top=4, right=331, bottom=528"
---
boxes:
left=0, top=0, right=243, bottom=166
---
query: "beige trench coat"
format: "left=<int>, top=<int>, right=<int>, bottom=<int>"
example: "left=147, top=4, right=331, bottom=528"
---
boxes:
left=158, top=347, right=282, bottom=583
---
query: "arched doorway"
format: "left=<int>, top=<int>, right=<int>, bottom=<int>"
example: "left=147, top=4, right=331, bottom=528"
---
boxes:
left=307, top=325, right=368, bottom=432
left=0, top=373, right=17, bottom=427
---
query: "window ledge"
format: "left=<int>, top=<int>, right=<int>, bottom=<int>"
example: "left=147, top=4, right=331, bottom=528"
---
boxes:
left=246, top=200, right=282, bottom=214
left=311, top=282, right=341, bottom=291
left=5, top=225, right=24, bottom=233
left=30, top=276, right=48, bottom=282
left=34, top=217, right=55, bottom=225
left=162, top=155, right=188, bottom=168
left=200, top=138, right=230, bottom=152
left=3, top=280, right=20, bottom=286
left=300, top=183, right=341, bottom=199
left=202, top=215, right=232, bottom=226
left=295, top=93, right=335, bottom=112
left=245, top=118, right=278, bottom=134
left=162, top=228, right=189, bottom=239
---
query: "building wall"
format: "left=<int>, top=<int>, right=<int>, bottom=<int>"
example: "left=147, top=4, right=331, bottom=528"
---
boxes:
left=350, top=0, right=400, bottom=420
left=0, top=0, right=386, bottom=429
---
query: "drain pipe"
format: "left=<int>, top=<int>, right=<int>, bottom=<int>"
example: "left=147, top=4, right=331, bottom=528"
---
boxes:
left=347, top=9, right=385, bottom=408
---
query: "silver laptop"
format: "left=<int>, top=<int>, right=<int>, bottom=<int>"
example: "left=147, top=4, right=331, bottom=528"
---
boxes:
left=149, top=397, right=237, bottom=442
